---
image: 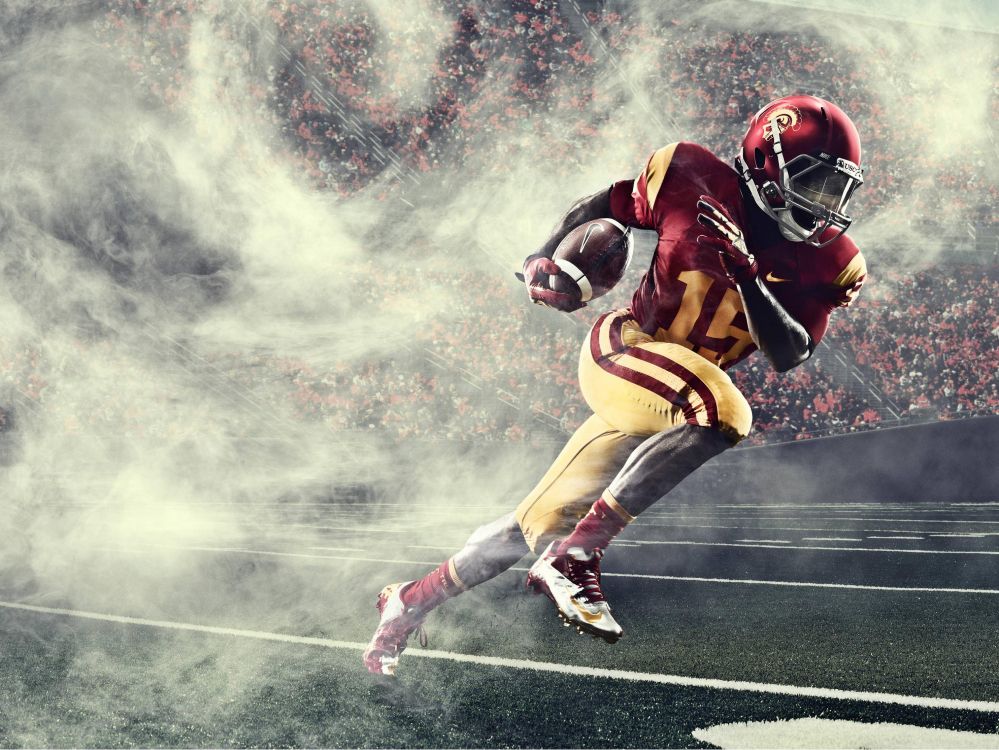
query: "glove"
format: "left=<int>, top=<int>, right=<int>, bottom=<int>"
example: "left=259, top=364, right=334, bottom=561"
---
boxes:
left=515, top=253, right=587, bottom=312
left=695, top=195, right=759, bottom=284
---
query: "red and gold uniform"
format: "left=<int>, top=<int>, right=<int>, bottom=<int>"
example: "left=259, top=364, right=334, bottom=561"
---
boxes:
left=614, top=141, right=865, bottom=369
left=515, top=142, right=866, bottom=551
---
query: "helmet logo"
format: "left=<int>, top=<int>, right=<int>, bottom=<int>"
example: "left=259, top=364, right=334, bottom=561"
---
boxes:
left=761, top=105, right=802, bottom=141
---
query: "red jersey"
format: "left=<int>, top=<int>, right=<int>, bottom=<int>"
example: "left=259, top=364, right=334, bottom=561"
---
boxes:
left=609, top=142, right=866, bottom=370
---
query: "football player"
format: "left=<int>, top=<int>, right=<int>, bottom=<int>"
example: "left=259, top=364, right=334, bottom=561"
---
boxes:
left=364, top=95, right=867, bottom=674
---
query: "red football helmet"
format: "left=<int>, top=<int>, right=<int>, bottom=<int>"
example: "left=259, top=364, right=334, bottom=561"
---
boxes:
left=735, top=95, right=864, bottom=247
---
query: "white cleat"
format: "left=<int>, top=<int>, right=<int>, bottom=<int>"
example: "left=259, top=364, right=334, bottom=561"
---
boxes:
left=362, top=581, right=428, bottom=676
left=526, top=541, right=623, bottom=643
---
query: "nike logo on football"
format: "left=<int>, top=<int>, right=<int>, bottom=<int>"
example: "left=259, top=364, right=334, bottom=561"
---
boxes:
left=765, top=272, right=792, bottom=283
left=578, top=222, right=602, bottom=255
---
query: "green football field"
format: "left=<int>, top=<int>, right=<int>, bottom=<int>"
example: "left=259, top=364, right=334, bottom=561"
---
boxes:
left=2, top=499, right=998, bottom=747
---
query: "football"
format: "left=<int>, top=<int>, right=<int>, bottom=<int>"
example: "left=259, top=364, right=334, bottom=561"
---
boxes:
left=549, top=218, right=633, bottom=303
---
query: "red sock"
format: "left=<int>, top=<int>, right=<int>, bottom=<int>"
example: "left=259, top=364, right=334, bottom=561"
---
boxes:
left=400, top=558, right=465, bottom=611
left=557, top=494, right=633, bottom=554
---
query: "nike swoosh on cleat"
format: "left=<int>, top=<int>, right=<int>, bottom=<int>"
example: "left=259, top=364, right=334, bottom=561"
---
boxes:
left=577, top=608, right=605, bottom=624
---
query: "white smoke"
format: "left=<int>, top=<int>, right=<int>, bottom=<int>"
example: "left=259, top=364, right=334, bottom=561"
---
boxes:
left=0, top=0, right=993, bottom=741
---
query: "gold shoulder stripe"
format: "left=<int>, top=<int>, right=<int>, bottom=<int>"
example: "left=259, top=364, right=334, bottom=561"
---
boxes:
left=644, top=143, right=678, bottom=218
left=833, top=252, right=867, bottom=287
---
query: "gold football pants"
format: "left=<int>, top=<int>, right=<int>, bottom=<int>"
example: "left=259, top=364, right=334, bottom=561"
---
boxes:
left=515, top=309, right=752, bottom=552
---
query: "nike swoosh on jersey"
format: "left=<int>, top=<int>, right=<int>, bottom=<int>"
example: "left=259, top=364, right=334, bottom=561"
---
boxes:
left=765, top=272, right=792, bottom=283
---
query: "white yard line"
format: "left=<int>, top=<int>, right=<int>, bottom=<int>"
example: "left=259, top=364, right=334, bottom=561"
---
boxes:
left=735, top=539, right=791, bottom=544
left=629, top=540, right=999, bottom=556
left=714, top=503, right=932, bottom=511
left=636, top=515, right=999, bottom=525
left=93, top=546, right=999, bottom=595
left=1, top=600, right=996, bottom=714
left=628, top=523, right=984, bottom=535
left=801, top=537, right=863, bottom=542
left=598, top=573, right=999, bottom=596
left=867, top=536, right=925, bottom=541
left=306, top=547, right=366, bottom=553
left=133, top=520, right=999, bottom=538
left=205, top=519, right=999, bottom=540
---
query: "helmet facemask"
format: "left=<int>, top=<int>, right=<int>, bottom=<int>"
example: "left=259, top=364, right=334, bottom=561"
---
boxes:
left=775, top=154, right=863, bottom=245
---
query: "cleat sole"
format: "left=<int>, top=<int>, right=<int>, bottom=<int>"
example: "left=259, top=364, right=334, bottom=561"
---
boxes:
left=553, top=600, right=621, bottom=643
left=528, top=554, right=623, bottom=644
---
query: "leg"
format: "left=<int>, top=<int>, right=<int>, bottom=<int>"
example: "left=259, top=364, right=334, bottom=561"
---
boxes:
left=551, top=424, right=733, bottom=557
left=528, top=310, right=753, bottom=639
left=611, top=423, right=733, bottom=516
left=399, top=510, right=531, bottom=611
left=451, top=511, right=529, bottom=588
left=570, top=316, right=752, bottom=531
left=362, top=511, right=526, bottom=675
left=364, top=414, right=637, bottom=674
left=514, top=412, right=644, bottom=552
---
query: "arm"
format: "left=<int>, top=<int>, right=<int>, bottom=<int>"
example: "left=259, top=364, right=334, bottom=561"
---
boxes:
left=522, top=146, right=675, bottom=310
left=519, top=187, right=613, bottom=311
left=734, top=277, right=812, bottom=372
left=527, top=188, right=612, bottom=263
left=696, top=196, right=811, bottom=373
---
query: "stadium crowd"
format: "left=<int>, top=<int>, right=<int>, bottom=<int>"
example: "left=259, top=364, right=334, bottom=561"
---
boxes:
left=94, top=0, right=997, bottom=213
left=269, top=261, right=995, bottom=446
left=9, top=259, right=989, bottom=448
left=830, top=265, right=999, bottom=421
left=93, top=0, right=999, bottom=264
left=23, top=0, right=988, bottom=447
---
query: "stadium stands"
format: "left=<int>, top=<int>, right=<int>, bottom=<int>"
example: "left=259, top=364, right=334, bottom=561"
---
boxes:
left=37, top=0, right=991, bottom=446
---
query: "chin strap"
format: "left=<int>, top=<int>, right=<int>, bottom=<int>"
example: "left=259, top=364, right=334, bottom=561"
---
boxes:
left=735, top=152, right=816, bottom=244
left=768, top=117, right=821, bottom=243
left=770, top=113, right=788, bottom=173
left=736, top=113, right=788, bottom=218
left=735, top=153, right=772, bottom=218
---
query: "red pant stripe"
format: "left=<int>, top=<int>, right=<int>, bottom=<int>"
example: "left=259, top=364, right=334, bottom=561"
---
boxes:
left=595, top=356, right=697, bottom=423
left=588, top=313, right=698, bottom=423
left=607, top=313, right=625, bottom=350
left=626, top=347, right=719, bottom=426
left=589, top=310, right=629, bottom=360
left=588, top=311, right=614, bottom=361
